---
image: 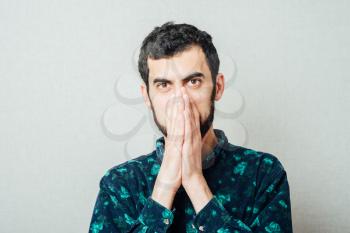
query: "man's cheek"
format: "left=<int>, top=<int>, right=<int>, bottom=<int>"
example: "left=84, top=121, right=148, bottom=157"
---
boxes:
left=158, top=110, right=167, bottom=126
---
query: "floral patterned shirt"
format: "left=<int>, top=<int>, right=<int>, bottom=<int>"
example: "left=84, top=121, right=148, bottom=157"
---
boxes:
left=89, top=128, right=293, bottom=232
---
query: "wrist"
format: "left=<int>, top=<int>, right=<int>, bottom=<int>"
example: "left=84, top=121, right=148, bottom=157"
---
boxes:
left=182, top=173, right=204, bottom=189
left=183, top=175, right=213, bottom=214
left=151, top=179, right=178, bottom=210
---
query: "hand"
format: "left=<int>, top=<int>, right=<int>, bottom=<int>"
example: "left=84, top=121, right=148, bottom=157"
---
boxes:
left=154, top=88, right=184, bottom=194
left=181, top=87, right=203, bottom=187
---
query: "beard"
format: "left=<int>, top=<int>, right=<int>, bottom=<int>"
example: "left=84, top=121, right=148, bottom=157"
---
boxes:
left=149, top=87, right=215, bottom=139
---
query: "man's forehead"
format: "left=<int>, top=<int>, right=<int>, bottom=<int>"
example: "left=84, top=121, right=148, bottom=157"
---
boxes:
left=147, top=46, right=208, bottom=81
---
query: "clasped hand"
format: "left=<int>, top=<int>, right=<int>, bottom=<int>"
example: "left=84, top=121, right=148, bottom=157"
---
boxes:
left=161, top=86, right=203, bottom=191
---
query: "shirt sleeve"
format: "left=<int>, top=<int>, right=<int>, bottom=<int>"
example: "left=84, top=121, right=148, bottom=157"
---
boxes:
left=88, top=171, right=176, bottom=233
left=192, top=156, right=293, bottom=233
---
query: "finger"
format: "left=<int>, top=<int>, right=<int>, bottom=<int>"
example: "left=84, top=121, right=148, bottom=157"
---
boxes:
left=183, top=91, right=192, bottom=145
left=165, top=93, right=175, bottom=137
left=173, top=89, right=184, bottom=141
left=191, top=99, right=200, bottom=129
left=188, top=98, right=197, bottom=134
left=176, top=88, right=184, bottom=114
left=169, top=93, right=180, bottom=144
left=170, top=94, right=178, bottom=139
left=181, top=87, right=194, bottom=136
left=189, top=99, right=201, bottom=143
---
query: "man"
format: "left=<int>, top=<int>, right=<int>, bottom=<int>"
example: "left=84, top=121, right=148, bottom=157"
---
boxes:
left=89, top=21, right=292, bottom=233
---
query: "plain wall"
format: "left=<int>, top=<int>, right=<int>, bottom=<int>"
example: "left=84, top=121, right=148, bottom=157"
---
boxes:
left=0, top=0, right=349, bottom=232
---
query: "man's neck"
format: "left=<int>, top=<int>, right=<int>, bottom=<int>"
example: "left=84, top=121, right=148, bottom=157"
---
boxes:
left=201, top=126, right=218, bottom=161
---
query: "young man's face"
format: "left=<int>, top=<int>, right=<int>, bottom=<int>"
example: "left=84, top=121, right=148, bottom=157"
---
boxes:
left=141, top=45, right=223, bottom=138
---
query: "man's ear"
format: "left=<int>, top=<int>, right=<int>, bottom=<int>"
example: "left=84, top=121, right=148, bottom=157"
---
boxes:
left=140, top=83, right=151, bottom=109
left=214, top=73, right=225, bottom=101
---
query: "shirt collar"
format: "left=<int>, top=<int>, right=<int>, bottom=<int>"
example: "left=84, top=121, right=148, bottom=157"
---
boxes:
left=155, top=128, right=228, bottom=170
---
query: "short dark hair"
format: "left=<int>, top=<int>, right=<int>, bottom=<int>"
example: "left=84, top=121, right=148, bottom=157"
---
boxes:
left=138, top=21, right=220, bottom=93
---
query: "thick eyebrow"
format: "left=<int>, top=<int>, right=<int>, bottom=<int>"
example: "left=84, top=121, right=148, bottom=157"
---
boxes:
left=152, top=72, right=205, bottom=85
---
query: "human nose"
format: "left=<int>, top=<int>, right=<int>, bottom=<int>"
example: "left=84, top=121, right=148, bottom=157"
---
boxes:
left=168, top=83, right=184, bottom=100
left=168, top=87, right=184, bottom=111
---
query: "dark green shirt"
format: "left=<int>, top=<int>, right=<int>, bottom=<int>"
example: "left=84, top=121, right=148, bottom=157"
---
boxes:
left=89, top=129, right=292, bottom=232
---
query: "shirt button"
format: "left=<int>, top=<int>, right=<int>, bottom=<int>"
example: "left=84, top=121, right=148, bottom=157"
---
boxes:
left=198, top=225, right=205, bottom=231
left=163, top=218, right=169, bottom=225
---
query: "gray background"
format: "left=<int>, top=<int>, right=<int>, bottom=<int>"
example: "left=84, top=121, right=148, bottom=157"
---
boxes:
left=0, top=0, right=349, bottom=232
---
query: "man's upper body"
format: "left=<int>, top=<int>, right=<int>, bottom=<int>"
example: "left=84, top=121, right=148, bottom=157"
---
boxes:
left=88, top=128, right=292, bottom=233
left=89, top=21, right=292, bottom=233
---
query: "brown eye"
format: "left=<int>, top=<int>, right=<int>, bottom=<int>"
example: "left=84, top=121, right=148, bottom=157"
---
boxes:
left=157, top=82, right=168, bottom=88
left=188, top=79, right=201, bottom=87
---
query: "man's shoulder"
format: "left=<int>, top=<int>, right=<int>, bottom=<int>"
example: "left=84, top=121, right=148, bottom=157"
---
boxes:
left=103, top=150, right=156, bottom=178
left=95, top=151, right=157, bottom=206
left=223, top=142, right=286, bottom=175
